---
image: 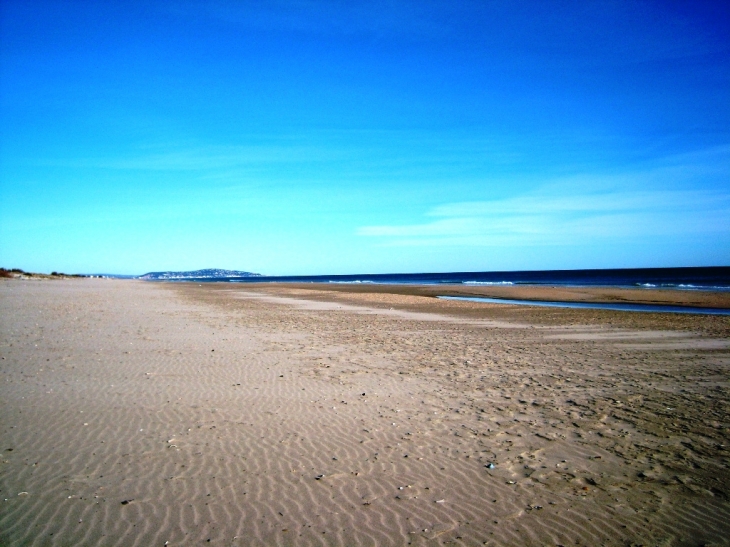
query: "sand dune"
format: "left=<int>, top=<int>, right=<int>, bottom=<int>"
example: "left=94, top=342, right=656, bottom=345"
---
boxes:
left=1, top=279, right=729, bottom=546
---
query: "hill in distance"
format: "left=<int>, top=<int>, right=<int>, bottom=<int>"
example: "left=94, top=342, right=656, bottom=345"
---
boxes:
left=138, top=268, right=262, bottom=280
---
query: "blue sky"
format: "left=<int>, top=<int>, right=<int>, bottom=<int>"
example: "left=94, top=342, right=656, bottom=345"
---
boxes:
left=1, top=1, right=728, bottom=275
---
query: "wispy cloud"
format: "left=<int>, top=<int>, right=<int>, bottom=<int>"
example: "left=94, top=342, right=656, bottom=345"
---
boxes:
left=35, top=143, right=344, bottom=172
left=358, top=161, right=730, bottom=247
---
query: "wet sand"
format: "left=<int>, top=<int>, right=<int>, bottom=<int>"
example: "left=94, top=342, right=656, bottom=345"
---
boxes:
left=1, top=279, right=729, bottom=546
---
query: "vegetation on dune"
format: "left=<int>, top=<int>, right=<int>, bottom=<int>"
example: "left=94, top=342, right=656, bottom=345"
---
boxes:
left=0, top=268, right=87, bottom=279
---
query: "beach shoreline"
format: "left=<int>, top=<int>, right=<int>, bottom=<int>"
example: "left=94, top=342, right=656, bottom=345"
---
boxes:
left=230, top=281, right=730, bottom=308
left=1, top=278, right=729, bottom=546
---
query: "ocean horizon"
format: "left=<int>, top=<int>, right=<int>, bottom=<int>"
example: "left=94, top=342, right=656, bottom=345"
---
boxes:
left=151, top=266, right=730, bottom=291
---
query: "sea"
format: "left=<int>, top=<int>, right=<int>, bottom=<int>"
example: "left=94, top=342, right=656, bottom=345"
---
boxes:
left=195, top=266, right=730, bottom=291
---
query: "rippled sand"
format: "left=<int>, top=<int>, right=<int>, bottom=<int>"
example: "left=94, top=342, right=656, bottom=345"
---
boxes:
left=1, top=279, right=729, bottom=546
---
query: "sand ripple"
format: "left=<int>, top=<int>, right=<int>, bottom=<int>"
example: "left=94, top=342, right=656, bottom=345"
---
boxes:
left=1, top=279, right=729, bottom=546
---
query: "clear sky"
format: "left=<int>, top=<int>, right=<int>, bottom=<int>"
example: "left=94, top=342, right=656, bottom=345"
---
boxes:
left=1, top=1, right=728, bottom=275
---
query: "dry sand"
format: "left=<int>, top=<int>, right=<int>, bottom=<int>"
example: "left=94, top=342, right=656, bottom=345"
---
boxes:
left=1, top=279, right=729, bottom=546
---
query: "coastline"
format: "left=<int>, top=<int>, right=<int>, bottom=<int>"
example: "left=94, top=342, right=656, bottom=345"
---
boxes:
left=233, top=281, right=730, bottom=308
left=223, top=282, right=730, bottom=337
left=1, top=278, right=729, bottom=546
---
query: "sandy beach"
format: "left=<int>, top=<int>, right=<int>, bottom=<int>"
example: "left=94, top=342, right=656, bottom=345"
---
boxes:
left=1, top=279, right=729, bottom=546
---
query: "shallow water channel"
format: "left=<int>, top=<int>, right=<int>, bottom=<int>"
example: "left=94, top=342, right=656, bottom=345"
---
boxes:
left=438, top=295, right=730, bottom=315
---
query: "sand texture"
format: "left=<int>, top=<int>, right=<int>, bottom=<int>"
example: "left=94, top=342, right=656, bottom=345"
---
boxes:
left=1, top=279, right=729, bottom=546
